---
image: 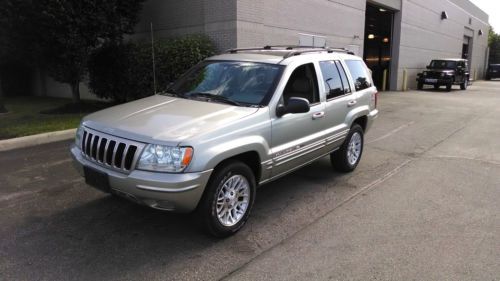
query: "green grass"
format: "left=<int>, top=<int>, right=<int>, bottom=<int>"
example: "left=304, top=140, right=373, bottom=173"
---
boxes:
left=0, top=96, right=111, bottom=140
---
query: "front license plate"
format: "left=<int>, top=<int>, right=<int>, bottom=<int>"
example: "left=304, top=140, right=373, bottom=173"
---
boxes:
left=425, top=79, right=438, bottom=83
left=84, top=166, right=110, bottom=192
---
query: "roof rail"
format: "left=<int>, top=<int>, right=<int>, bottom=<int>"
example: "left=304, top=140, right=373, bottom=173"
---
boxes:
left=225, top=45, right=355, bottom=57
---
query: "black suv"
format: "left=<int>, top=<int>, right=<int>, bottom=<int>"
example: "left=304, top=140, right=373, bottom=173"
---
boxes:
left=417, top=59, right=469, bottom=91
left=486, top=64, right=500, bottom=80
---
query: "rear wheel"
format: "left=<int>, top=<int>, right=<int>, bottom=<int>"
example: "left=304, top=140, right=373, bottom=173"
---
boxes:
left=331, top=124, right=364, bottom=173
left=460, top=79, right=467, bottom=90
left=197, top=160, right=256, bottom=237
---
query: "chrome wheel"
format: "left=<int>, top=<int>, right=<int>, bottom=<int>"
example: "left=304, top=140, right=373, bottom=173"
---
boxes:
left=347, top=132, right=362, bottom=166
left=216, top=175, right=250, bottom=227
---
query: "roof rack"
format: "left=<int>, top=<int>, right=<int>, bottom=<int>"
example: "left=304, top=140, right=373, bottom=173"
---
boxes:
left=225, top=45, right=355, bottom=58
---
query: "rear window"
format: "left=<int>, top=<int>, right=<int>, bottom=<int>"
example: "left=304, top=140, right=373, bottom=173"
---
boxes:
left=345, top=60, right=372, bottom=91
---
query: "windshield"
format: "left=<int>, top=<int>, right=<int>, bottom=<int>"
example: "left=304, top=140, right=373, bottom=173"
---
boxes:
left=168, top=61, right=284, bottom=106
left=430, top=60, right=457, bottom=69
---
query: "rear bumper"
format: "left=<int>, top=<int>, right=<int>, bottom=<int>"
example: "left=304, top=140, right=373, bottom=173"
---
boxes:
left=71, top=145, right=212, bottom=213
left=366, top=109, right=379, bottom=133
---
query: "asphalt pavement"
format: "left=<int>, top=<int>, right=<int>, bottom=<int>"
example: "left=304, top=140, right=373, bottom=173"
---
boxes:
left=1, top=81, right=499, bottom=280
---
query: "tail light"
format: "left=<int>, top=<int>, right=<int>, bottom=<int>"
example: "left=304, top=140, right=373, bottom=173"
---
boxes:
left=372, top=91, right=378, bottom=109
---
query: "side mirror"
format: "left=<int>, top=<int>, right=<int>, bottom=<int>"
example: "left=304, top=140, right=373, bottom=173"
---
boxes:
left=426, top=65, right=431, bottom=69
left=276, top=97, right=310, bottom=117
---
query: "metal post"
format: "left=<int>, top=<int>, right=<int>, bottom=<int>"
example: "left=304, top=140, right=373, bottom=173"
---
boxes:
left=382, top=69, right=388, bottom=92
left=150, top=22, right=157, bottom=94
left=402, top=69, right=408, bottom=91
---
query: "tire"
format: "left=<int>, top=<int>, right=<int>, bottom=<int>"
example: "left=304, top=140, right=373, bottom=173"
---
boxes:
left=197, top=160, right=256, bottom=237
left=331, top=124, right=364, bottom=173
left=460, top=79, right=467, bottom=90
left=417, top=82, right=423, bottom=90
left=433, top=85, right=440, bottom=90
left=446, top=83, right=452, bottom=92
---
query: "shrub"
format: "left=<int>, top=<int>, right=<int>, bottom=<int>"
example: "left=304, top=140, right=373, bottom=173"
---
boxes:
left=88, top=34, right=216, bottom=103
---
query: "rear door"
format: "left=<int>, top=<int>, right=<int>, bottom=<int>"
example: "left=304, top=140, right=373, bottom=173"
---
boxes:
left=319, top=60, right=353, bottom=149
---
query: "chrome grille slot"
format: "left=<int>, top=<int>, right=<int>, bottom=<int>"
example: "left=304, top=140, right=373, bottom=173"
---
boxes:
left=80, top=127, right=145, bottom=174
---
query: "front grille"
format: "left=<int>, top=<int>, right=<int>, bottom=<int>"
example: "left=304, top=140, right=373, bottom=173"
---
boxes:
left=427, top=72, right=442, bottom=79
left=81, top=128, right=145, bottom=173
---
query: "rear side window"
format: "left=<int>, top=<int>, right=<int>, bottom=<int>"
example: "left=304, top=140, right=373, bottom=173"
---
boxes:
left=319, top=61, right=344, bottom=99
left=345, top=60, right=372, bottom=91
left=335, top=61, right=351, bottom=94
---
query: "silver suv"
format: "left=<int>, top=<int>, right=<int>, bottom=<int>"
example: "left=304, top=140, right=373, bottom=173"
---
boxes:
left=71, top=46, right=379, bottom=237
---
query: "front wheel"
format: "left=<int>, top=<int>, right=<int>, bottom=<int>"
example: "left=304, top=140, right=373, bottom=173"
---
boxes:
left=197, top=160, right=256, bottom=237
left=331, top=124, right=364, bottom=173
left=446, top=83, right=452, bottom=92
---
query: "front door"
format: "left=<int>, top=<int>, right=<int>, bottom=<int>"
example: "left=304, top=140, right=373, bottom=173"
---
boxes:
left=271, top=63, right=327, bottom=177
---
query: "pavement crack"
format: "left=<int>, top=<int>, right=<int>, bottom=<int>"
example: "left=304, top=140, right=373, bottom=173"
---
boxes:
left=218, top=159, right=413, bottom=281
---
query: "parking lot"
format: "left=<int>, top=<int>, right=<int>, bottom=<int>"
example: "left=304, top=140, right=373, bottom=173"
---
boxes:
left=1, top=81, right=499, bottom=281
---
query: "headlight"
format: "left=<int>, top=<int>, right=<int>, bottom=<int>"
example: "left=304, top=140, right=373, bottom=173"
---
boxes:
left=423, top=71, right=428, bottom=76
left=75, top=125, right=84, bottom=149
left=137, top=144, right=193, bottom=173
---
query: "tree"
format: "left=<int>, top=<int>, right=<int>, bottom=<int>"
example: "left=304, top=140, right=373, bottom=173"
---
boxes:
left=0, top=0, right=27, bottom=113
left=33, top=0, right=146, bottom=104
left=88, top=35, right=216, bottom=103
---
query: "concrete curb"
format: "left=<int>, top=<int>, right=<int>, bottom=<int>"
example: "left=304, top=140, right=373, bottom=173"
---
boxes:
left=0, top=129, right=76, bottom=152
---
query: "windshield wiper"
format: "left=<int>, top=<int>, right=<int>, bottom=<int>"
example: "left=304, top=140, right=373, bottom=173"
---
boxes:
left=158, top=88, right=184, bottom=98
left=188, top=92, right=242, bottom=106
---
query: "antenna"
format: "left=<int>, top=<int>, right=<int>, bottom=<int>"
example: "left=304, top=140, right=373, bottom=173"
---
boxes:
left=150, top=22, right=157, bottom=94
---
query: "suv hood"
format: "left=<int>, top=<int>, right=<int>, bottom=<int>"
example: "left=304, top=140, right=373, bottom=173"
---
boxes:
left=83, top=95, right=259, bottom=144
left=427, top=69, right=454, bottom=73
left=426, top=68, right=455, bottom=74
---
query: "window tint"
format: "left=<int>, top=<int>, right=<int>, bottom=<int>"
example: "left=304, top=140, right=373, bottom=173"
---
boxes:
left=335, top=61, right=351, bottom=94
left=172, top=61, right=283, bottom=106
left=282, top=63, right=320, bottom=105
left=345, top=60, right=372, bottom=91
left=320, top=61, right=344, bottom=99
left=430, top=60, right=457, bottom=69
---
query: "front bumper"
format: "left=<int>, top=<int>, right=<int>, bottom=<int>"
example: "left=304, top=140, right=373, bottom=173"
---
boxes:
left=71, top=145, right=212, bottom=213
left=417, top=77, right=453, bottom=85
left=487, top=72, right=500, bottom=78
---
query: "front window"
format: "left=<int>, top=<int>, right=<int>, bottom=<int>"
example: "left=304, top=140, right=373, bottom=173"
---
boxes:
left=430, top=60, right=457, bottom=69
left=168, top=61, right=284, bottom=106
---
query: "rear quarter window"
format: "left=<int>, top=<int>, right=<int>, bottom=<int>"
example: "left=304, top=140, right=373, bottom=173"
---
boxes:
left=345, top=60, right=373, bottom=91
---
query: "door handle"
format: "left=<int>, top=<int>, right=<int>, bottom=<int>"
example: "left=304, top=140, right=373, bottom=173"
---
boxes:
left=312, top=111, right=325, bottom=120
left=347, top=100, right=357, bottom=107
